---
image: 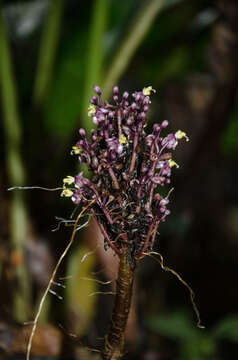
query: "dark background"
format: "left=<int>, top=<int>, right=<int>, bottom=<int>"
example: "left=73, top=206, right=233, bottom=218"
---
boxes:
left=1, top=0, right=238, bottom=359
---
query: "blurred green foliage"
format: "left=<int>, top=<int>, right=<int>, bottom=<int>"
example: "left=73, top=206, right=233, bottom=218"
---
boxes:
left=146, top=310, right=238, bottom=360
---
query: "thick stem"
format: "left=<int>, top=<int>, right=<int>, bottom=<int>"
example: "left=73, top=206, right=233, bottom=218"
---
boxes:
left=102, top=253, right=135, bottom=360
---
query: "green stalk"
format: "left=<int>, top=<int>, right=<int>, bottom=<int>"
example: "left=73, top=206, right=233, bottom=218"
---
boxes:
left=33, top=0, right=65, bottom=108
left=0, top=11, right=31, bottom=321
left=82, top=0, right=109, bottom=132
left=102, top=0, right=164, bottom=99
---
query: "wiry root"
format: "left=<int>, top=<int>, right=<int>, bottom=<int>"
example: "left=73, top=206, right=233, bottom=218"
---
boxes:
left=26, top=200, right=95, bottom=360
left=144, top=251, right=204, bottom=329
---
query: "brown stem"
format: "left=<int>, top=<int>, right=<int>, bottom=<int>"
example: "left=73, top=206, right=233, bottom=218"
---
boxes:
left=102, top=252, right=135, bottom=360
left=108, top=166, right=120, bottom=190
left=92, top=213, right=122, bottom=255
left=129, top=132, right=138, bottom=174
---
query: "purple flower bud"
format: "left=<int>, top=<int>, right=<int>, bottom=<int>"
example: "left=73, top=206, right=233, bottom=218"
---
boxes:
left=113, top=86, right=119, bottom=95
left=143, top=105, right=149, bottom=112
left=138, top=112, right=146, bottom=121
left=141, top=164, right=148, bottom=173
left=143, top=97, right=150, bottom=105
left=123, top=109, right=129, bottom=117
left=122, top=91, right=129, bottom=99
left=101, top=108, right=109, bottom=114
left=160, top=198, right=169, bottom=206
left=131, top=103, right=137, bottom=111
left=93, top=116, right=99, bottom=125
left=98, top=114, right=105, bottom=122
left=161, top=120, right=169, bottom=128
left=153, top=124, right=160, bottom=134
left=93, top=85, right=101, bottom=95
left=113, top=95, right=118, bottom=103
left=152, top=176, right=164, bottom=184
left=91, top=133, right=97, bottom=141
left=108, top=111, right=114, bottom=119
left=126, top=118, right=133, bottom=126
left=79, top=128, right=86, bottom=137
left=92, top=156, right=99, bottom=168
left=72, top=192, right=82, bottom=205
left=90, top=95, right=98, bottom=105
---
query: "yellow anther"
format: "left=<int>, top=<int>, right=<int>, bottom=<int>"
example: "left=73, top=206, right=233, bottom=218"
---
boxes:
left=88, top=104, right=96, bottom=116
left=63, top=176, right=75, bottom=185
left=119, top=133, right=127, bottom=144
left=71, top=146, right=80, bottom=155
left=175, top=130, right=189, bottom=142
left=61, top=189, right=73, bottom=197
left=143, top=86, right=156, bottom=96
left=168, top=159, right=179, bottom=168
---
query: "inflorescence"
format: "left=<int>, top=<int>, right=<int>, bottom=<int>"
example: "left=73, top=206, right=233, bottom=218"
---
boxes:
left=61, top=85, right=188, bottom=267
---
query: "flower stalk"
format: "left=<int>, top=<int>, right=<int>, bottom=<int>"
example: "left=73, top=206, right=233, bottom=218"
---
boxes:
left=102, top=253, right=135, bottom=360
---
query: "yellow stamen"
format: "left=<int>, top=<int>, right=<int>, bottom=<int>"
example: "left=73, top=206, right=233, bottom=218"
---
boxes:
left=61, top=189, right=73, bottom=197
left=88, top=104, right=96, bottom=116
left=71, top=146, right=80, bottom=155
left=175, top=130, right=189, bottom=142
left=143, top=86, right=156, bottom=96
left=168, top=159, right=179, bottom=168
left=63, top=176, right=75, bottom=185
left=119, top=133, right=127, bottom=144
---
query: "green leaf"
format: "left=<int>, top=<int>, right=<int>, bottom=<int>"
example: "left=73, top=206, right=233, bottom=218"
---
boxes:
left=181, top=337, right=216, bottom=360
left=213, top=315, right=238, bottom=342
left=44, top=28, right=87, bottom=135
left=145, top=311, right=198, bottom=340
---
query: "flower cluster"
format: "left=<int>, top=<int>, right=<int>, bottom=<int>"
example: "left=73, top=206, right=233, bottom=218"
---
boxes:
left=62, top=86, right=188, bottom=266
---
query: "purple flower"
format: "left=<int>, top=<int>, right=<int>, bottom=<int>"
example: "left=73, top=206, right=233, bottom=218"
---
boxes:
left=62, top=85, right=188, bottom=263
left=106, top=137, right=123, bottom=155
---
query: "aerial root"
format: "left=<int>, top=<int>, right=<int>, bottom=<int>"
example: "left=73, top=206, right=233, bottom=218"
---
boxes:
left=144, top=251, right=205, bottom=329
left=26, top=200, right=95, bottom=360
left=8, top=186, right=63, bottom=191
left=80, top=277, right=114, bottom=285
left=80, top=244, right=99, bottom=263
